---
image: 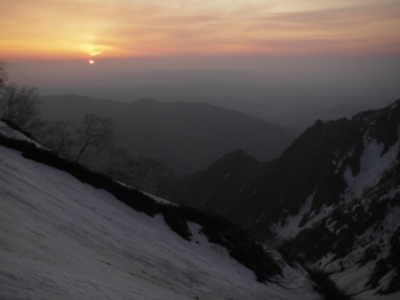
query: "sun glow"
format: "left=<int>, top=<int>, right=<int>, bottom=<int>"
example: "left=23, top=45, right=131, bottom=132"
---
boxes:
left=0, top=0, right=399, bottom=59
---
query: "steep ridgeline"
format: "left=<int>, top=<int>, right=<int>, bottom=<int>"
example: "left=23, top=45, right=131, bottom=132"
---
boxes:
left=40, top=95, right=294, bottom=174
left=172, top=99, right=400, bottom=299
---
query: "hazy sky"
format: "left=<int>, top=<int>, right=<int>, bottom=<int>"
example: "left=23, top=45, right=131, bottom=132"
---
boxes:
left=1, top=0, right=399, bottom=107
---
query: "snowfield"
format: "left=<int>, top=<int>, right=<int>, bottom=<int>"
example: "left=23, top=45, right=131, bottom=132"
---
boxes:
left=0, top=141, right=320, bottom=299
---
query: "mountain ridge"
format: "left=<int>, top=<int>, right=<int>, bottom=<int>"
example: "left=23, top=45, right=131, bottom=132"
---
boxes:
left=39, top=95, right=295, bottom=174
left=171, top=98, right=400, bottom=299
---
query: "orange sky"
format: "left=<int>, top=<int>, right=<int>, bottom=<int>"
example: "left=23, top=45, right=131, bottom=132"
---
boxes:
left=1, top=0, right=399, bottom=59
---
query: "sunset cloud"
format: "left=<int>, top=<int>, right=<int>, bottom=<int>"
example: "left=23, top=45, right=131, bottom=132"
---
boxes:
left=1, top=0, right=399, bottom=58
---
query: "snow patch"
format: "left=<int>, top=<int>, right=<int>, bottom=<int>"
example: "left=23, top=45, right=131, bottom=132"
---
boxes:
left=144, top=192, right=177, bottom=205
left=272, top=192, right=314, bottom=240
left=344, top=136, right=399, bottom=199
left=0, top=121, right=44, bottom=149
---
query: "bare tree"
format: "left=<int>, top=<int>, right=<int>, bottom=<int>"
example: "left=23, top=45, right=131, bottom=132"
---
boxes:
left=74, top=114, right=115, bottom=163
left=1, top=83, right=40, bottom=129
left=0, top=61, right=41, bottom=130
left=0, top=61, right=8, bottom=91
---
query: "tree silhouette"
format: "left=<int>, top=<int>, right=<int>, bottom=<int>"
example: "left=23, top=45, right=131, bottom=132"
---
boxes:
left=74, top=113, right=114, bottom=163
left=0, top=61, right=8, bottom=90
left=0, top=61, right=41, bottom=130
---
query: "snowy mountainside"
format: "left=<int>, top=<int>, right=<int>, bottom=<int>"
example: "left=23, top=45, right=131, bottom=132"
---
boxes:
left=0, top=124, right=320, bottom=299
left=276, top=131, right=400, bottom=299
left=274, top=100, right=400, bottom=299
left=171, top=98, right=400, bottom=299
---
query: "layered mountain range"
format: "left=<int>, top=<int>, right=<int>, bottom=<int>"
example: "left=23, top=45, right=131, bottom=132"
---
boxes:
left=172, top=99, right=400, bottom=299
left=39, top=95, right=294, bottom=174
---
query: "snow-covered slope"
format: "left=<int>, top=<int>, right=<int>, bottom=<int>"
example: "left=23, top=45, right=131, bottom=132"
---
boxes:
left=0, top=125, right=320, bottom=299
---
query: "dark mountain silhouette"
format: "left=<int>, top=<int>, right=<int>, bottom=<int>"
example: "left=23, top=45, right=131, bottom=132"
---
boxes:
left=171, top=98, right=400, bottom=298
left=173, top=149, right=262, bottom=216
left=39, top=95, right=294, bottom=174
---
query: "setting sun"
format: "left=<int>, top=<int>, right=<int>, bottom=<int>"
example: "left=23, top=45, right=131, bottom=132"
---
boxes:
left=89, top=60, right=95, bottom=65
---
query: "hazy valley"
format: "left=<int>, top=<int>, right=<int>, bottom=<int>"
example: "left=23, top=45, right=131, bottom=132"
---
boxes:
left=1, top=90, right=399, bottom=299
